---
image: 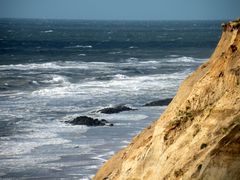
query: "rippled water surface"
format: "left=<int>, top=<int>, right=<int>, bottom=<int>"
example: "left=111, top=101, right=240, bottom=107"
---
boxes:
left=0, top=19, right=221, bottom=179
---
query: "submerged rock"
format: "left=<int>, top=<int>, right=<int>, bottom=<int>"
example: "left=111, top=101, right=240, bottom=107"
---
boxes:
left=144, top=98, right=173, bottom=106
left=66, top=116, right=113, bottom=126
left=98, top=105, right=137, bottom=114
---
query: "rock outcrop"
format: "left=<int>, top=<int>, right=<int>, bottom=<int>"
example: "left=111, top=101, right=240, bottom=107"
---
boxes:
left=66, top=116, right=113, bottom=126
left=144, top=98, right=173, bottom=106
left=94, top=19, right=240, bottom=180
left=98, top=105, right=136, bottom=114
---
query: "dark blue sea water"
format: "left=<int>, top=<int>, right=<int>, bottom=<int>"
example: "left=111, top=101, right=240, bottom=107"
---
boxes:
left=0, top=19, right=222, bottom=179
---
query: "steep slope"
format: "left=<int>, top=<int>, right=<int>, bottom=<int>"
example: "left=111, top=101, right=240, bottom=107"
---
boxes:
left=94, top=19, right=240, bottom=180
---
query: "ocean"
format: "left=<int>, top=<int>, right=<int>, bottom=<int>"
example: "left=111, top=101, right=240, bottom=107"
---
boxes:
left=0, top=19, right=221, bottom=179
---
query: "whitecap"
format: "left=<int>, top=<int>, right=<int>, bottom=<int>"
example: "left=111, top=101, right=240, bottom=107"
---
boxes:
left=0, top=138, right=70, bottom=156
left=41, top=75, right=69, bottom=85
left=166, top=56, right=204, bottom=63
left=101, top=114, right=148, bottom=121
left=31, top=80, right=39, bottom=85
left=86, top=165, right=99, bottom=169
left=122, top=140, right=130, bottom=144
left=92, top=151, right=115, bottom=162
left=78, top=53, right=86, bottom=56
left=0, top=62, right=59, bottom=70
left=42, top=30, right=53, bottom=33
left=74, top=45, right=92, bottom=48
left=0, top=61, right=90, bottom=71
left=113, top=74, right=128, bottom=80
left=0, top=120, right=89, bottom=157
left=31, top=85, right=80, bottom=97
left=0, top=155, right=62, bottom=170
left=31, top=70, right=189, bottom=98
left=129, top=46, right=138, bottom=49
left=139, top=60, right=158, bottom=64
left=168, top=55, right=180, bottom=58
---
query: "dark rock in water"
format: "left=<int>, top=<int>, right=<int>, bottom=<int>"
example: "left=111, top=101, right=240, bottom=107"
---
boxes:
left=66, top=116, right=113, bottom=126
left=144, top=98, right=173, bottom=106
left=100, top=119, right=108, bottom=123
left=98, top=105, right=137, bottom=114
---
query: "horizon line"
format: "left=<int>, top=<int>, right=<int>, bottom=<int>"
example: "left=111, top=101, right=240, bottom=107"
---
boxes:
left=0, top=17, right=233, bottom=22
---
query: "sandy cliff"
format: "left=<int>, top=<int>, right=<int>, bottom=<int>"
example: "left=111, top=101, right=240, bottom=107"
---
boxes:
left=94, top=19, right=240, bottom=180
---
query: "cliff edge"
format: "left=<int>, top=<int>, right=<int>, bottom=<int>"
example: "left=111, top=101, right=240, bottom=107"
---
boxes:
left=94, top=19, right=240, bottom=180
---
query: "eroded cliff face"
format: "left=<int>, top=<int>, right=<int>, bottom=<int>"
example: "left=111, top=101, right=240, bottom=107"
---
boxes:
left=94, top=19, right=240, bottom=180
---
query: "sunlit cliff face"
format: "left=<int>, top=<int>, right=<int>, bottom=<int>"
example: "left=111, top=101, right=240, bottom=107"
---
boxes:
left=94, top=19, right=240, bottom=180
